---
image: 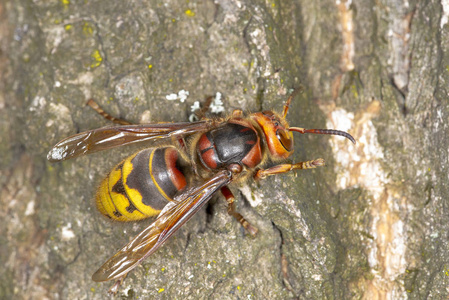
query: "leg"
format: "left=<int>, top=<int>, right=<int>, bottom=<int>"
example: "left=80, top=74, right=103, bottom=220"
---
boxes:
left=282, top=87, right=304, bottom=118
left=194, top=96, right=214, bottom=120
left=221, top=186, right=258, bottom=236
left=231, top=109, right=243, bottom=118
left=108, top=273, right=127, bottom=295
left=254, top=158, right=325, bottom=180
left=86, top=99, right=133, bottom=125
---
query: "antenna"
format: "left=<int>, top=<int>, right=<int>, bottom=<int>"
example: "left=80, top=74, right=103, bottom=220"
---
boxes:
left=289, top=127, right=356, bottom=144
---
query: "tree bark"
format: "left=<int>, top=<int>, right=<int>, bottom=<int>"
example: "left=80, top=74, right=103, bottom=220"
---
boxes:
left=1, top=0, right=448, bottom=299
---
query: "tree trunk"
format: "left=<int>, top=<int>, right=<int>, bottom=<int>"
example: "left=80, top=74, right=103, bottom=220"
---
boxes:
left=1, top=0, right=447, bottom=299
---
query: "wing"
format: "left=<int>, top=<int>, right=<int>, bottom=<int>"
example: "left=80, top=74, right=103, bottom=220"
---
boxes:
left=91, top=170, right=232, bottom=283
left=47, top=120, right=218, bottom=162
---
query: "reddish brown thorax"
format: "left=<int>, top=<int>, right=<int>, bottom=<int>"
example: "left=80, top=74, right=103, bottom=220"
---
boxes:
left=196, top=119, right=262, bottom=171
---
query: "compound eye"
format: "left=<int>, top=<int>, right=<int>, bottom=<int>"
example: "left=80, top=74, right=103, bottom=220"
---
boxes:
left=276, top=129, right=293, bottom=151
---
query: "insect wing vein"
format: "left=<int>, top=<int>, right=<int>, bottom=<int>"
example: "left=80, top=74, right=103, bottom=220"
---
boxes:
left=48, top=121, right=212, bottom=162
left=91, top=170, right=232, bottom=282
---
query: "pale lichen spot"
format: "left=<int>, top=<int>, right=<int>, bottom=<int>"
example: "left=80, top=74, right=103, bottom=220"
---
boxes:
left=210, top=92, right=224, bottom=113
left=25, top=200, right=35, bottom=216
left=139, top=110, right=151, bottom=123
left=312, top=274, right=322, bottom=281
left=29, top=96, right=46, bottom=111
left=165, top=89, right=189, bottom=103
left=441, top=0, right=449, bottom=28
left=189, top=101, right=201, bottom=122
left=61, top=223, right=75, bottom=241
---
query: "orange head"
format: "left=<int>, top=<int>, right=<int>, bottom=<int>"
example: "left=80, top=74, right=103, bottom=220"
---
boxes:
left=251, top=89, right=356, bottom=160
left=251, top=111, right=294, bottom=159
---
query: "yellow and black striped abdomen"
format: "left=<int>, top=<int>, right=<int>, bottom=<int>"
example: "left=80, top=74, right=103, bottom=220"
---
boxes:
left=96, top=147, right=187, bottom=221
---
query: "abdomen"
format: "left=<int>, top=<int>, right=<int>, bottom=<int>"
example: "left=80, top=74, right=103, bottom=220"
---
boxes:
left=96, top=147, right=187, bottom=221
